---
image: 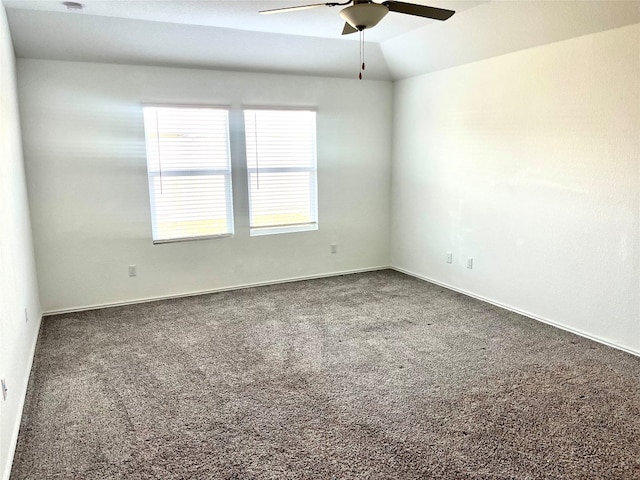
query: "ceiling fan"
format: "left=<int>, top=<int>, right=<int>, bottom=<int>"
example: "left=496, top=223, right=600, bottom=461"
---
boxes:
left=259, top=0, right=455, bottom=78
left=259, top=0, right=455, bottom=36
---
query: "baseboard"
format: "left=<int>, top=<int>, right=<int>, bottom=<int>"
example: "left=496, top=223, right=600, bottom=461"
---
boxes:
left=1, top=313, right=43, bottom=480
left=392, top=266, right=640, bottom=359
left=38, top=264, right=640, bottom=356
left=44, top=266, right=392, bottom=316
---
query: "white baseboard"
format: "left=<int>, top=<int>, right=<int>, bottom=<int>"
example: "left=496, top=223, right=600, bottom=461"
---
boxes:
left=44, top=266, right=392, bottom=316
left=392, top=266, right=640, bottom=359
left=2, top=313, right=43, bottom=480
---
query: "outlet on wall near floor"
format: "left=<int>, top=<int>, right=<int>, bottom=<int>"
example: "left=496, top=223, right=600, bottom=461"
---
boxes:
left=446, top=252, right=452, bottom=264
left=331, top=243, right=337, bottom=254
left=128, top=265, right=137, bottom=277
left=1, top=379, right=7, bottom=401
left=467, top=257, right=473, bottom=269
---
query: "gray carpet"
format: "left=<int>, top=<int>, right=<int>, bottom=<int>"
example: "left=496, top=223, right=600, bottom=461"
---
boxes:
left=11, top=270, right=640, bottom=479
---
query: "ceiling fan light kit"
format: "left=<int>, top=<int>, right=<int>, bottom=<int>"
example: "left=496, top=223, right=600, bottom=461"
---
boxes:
left=340, top=3, right=388, bottom=30
left=259, top=0, right=455, bottom=79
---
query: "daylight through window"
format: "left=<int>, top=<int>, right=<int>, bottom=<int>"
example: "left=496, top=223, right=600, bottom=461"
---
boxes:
left=143, top=106, right=234, bottom=243
left=243, top=108, right=318, bottom=236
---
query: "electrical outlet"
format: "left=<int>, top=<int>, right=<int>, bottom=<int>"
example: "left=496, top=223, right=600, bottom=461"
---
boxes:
left=1, top=379, right=7, bottom=401
left=25, top=307, right=28, bottom=323
left=446, top=252, right=452, bottom=264
left=467, top=257, right=473, bottom=269
left=331, top=243, right=337, bottom=254
left=128, top=265, right=137, bottom=277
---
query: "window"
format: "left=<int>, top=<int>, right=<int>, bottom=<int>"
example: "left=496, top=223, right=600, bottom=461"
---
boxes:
left=143, top=106, right=234, bottom=243
left=244, top=108, right=318, bottom=236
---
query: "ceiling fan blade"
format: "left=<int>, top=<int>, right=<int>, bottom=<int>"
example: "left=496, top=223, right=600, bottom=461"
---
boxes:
left=259, top=3, right=329, bottom=15
left=342, top=22, right=358, bottom=35
left=381, top=1, right=455, bottom=20
left=259, top=1, right=350, bottom=15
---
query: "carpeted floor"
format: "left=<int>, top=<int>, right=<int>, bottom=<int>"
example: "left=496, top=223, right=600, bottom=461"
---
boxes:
left=11, top=270, right=640, bottom=479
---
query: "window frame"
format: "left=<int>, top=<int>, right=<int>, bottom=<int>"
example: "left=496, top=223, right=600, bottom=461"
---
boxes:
left=142, top=104, right=234, bottom=244
left=242, top=106, right=319, bottom=237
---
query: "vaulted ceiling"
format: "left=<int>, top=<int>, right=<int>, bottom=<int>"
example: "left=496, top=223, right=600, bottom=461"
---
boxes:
left=4, top=0, right=640, bottom=80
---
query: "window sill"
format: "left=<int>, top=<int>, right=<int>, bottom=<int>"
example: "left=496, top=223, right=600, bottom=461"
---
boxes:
left=153, top=233, right=233, bottom=244
left=250, top=224, right=317, bottom=237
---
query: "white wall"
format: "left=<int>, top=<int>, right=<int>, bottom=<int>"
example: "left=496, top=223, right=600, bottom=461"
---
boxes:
left=381, top=0, right=640, bottom=80
left=391, top=23, right=640, bottom=354
left=17, top=60, right=392, bottom=312
left=0, top=4, right=42, bottom=480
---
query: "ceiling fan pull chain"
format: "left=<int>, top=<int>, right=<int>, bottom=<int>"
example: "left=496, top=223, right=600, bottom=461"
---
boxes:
left=362, top=28, right=364, bottom=70
left=358, top=27, right=365, bottom=80
left=358, top=29, right=362, bottom=80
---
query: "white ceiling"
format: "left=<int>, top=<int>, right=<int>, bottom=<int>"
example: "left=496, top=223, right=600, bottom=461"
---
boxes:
left=2, top=0, right=484, bottom=42
left=3, top=0, right=640, bottom=81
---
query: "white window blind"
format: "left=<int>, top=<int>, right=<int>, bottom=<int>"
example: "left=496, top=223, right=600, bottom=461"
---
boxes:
left=143, top=106, right=234, bottom=243
left=243, top=108, right=318, bottom=236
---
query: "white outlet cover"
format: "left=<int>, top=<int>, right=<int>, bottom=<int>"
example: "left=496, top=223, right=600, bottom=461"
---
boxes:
left=1, top=379, right=7, bottom=401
